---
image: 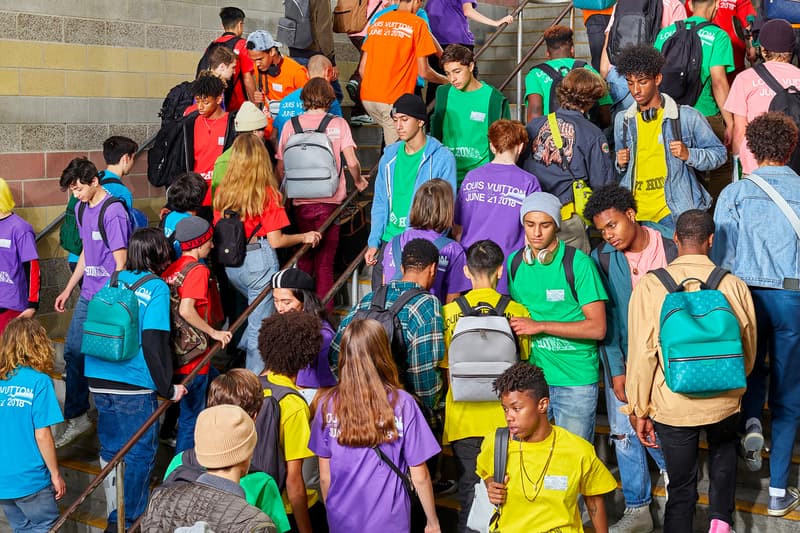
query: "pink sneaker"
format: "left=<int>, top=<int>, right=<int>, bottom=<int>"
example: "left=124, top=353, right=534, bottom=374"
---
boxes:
left=708, top=518, right=732, bottom=533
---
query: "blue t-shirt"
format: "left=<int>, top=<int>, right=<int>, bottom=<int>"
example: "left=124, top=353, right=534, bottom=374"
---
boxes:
left=100, top=170, right=134, bottom=213
left=163, top=210, right=191, bottom=258
left=84, top=271, right=171, bottom=390
left=0, top=367, right=64, bottom=499
left=274, top=88, right=343, bottom=138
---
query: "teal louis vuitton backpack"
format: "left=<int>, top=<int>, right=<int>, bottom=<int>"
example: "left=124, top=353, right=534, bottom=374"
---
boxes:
left=81, top=272, right=158, bottom=362
left=653, top=267, right=746, bottom=397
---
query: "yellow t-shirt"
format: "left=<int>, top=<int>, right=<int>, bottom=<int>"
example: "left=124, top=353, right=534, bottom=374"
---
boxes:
left=441, top=288, right=531, bottom=443
left=264, top=372, right=319, bottom=513
left=476, top=426, right=617, bottom=533
left=634, top=109, right=671, bottom=223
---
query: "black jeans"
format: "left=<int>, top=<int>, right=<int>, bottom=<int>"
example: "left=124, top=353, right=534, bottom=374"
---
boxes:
left=452, top=437, right=483, bottom=533
left=653, top=413, right=739, bottom=532
left=585, top=14, right=611, bottom=72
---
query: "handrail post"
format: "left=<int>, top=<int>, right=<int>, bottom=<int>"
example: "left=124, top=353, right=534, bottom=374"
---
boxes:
left=116, top=461, right=125, bottom=533
left=516, top=9, right=524, bottom=121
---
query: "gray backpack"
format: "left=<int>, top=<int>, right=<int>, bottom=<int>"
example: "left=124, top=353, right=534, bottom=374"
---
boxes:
left=448, top=296, right=518, bottom=402
left=283, top=114, right=340, bottom=199
left=278, top=0, right=314, bottom=49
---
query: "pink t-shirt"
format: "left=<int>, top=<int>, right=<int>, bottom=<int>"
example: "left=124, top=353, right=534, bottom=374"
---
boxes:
left=605, top=0, right=687, bottom=33
left=725, top=61, right=800, bottom=174
left=276, top=112, right=357, bottom=205
left=624, top=226, right=668, bottom=287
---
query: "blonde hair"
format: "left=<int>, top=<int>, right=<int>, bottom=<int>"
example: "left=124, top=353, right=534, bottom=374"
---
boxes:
left=0, top=318, right=54, bottom=380
left=0, top=178, right=16, bottom=214
left=408, top=178, right=454, bottom=233
left=213, top=135, right=282, bottom=218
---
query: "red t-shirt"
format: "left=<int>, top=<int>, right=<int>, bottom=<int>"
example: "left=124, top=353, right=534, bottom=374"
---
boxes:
left=193, top=113, right=229, bottom=206
left=213, top=190, right=290, bottom=240
left=685, top=0, right=755, bottom=75
left=162, top=256, right=211, bottom=375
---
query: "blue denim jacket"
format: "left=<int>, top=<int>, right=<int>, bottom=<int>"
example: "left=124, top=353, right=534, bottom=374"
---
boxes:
left=368, top=135, right=457, bottom=248
left=712, top=165, right=800, bottom=289
left=614, top=94, right=724, bottom=226
left=590, top=222, right=677, bottom=377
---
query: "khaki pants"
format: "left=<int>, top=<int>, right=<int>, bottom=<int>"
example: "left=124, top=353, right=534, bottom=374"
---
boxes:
left=363, top=100, right=398, bottom=145
left=559, top=213, right=590, bottom=254
left=704, top=114, right=732, bottom=201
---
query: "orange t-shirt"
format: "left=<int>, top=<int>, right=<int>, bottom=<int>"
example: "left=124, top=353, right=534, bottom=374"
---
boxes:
left=361, top=10, right=437, bottom=104
left=581, top=6, right=614, bottom=24
left=254, top=56, right=309, bottom=102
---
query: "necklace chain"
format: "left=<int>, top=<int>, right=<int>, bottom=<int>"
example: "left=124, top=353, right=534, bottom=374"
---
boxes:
left=518, top=428, right=556, bottom=503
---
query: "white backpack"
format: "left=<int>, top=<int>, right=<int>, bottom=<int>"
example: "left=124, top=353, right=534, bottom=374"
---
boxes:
left=283, top=114, right=340, bottom=199
left=448, top=296, right=518, bottom=402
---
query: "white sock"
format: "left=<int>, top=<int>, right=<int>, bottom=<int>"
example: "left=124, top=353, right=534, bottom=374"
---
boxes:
left=770, top=486, right=786, bottom=498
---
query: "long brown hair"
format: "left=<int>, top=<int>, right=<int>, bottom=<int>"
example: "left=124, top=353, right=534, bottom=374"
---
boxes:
left=325, top=319, right=402, bottom=447
left=213, top=134, right=282, bottom=218
left=0, top=318, right=54, bottom=380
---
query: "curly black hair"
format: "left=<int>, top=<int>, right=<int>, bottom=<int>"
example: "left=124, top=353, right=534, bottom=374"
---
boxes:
left=258, top=311, right=323, bottom=376
left=192, top=71, right=225, bottom=98
left=493, top=362, right=549, bottom=400
left=615, top=44, right=666, bottom=79
left=675, top=209, right=714, bottom=245
left=401, top=238, right=439, bottom=272
left=746, top=111, right=798, bottom=165
left=583, top=184, right=638, bottom=222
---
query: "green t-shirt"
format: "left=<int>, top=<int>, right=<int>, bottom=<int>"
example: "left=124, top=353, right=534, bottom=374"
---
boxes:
left=442, top=82, right=493, bottom=183
left=524, top=58, right=613, bottom=115
left=163, top=453, right=291, bottom=533
left=507, top=241, right=608, bottom=386
left=381, top=141, right=426, bottom=242
left=655, top=16, right=734, bottom=116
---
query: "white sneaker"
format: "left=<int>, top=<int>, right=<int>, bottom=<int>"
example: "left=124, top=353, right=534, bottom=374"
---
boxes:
left=55, top=413, right=93, bottom=448
left=609, top=506, right=654, bottom=533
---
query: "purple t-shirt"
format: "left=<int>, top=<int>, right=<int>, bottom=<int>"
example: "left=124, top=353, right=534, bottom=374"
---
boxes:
left=382, top=228, right=470, bottom=300
left=297, top=320, right=337, bottom=388
left=309, top=389, right=440, bottom=533
left=455, top=163, right=541, bottom=294
left=76, top=195, right=131, bottom=300
left=426, top=0, right=475, bottom=45
left=0, top=214, right=38, bottom=312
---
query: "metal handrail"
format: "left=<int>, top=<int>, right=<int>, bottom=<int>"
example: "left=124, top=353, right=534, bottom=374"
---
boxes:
left=52, top=171, right=373, bottom=531
left=35, top=132, right=158, bottom=243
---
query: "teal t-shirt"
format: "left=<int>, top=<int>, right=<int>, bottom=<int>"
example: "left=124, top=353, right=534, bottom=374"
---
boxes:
left=507, top=241, right=608, bottom=386
left=655, top=16, right=734, bottom=116
left=442, top=83, right=493, bottom=183
left=524, top=58, right=613, bottom=114
left=382, top=142, right=426, bottom=242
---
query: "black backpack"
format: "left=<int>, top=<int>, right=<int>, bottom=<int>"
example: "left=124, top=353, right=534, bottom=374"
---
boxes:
left=252, top=376, right=304, bottom=490
left=534, top=60, right=587, bottom=113
left=76, top=196, right=127, bottom=249
left=213, top=210, right=261, bottom=267
left=277, top=0, right=314, bottom=49
left=196, top=33, right=245, bottom=106
left=754, top=62, right=800, bottom=173
left=158, top=81, right=194, bottom=127
left=607, top=0, right=663, bottom=65
left=352, top=285, right=425, bottom=385
left=659, top=20, right=714, bottom=106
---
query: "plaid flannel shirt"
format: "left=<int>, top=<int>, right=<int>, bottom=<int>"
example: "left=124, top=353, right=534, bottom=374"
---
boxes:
left=330, top=281, right=445, bottom=410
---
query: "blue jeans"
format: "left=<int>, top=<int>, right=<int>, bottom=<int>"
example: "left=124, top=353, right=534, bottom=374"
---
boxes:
left=743, top=289, right=800, bottom=490
left=225, top=240, right=279, bottom=374
left=604, top=371, right=666, bottom=508
left=548, top=383, right=598, bottom=443
left=175, top=372, right=209, bottom=454
left=0, top=485, right=59, bottom=532
left=93, top=392, right=159, bottom=527
left=64, top=296, right=90, bottom=420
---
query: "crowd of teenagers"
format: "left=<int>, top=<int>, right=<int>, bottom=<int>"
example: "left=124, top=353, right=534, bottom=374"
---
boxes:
left=4, top=1, right=800, bottom=533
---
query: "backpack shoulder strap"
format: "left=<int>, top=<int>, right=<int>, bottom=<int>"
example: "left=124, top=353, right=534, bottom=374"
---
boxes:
left=509, top=248, right=525, bottom=283
left=291, top=116, right=303, bottom=135
left=77, top=201, right=87, bottom=228
left=128, top=273, right=160, bottom=292
left=178, top=260, right=204, bottom=280
left=753, top=62, right=785, bottom=96
left=454, top=295, right=473, bottom=317
left=670, top=106, right=682, bottom=143
left=389, top=287, right=425, bottom=317
left=547, top=113, right=564, bottom=150
left=432, top=234, right=450, bottom=250
left=563, top=245, right=578, bottom=302
left=535, top=63, right=561, bottom=83
left=650, top=268, right=681, bottom=293
left=573, top=60, right=587, bottom=70
left=704, top=267, right=729, bottom=290
left=316, top=113, right=335, bottom=134
left=745, top=173, right=800, bottom=239
left=109, top=271, right=121, bottom=288
left=494, top=295, right=512, bottom=316
left=370, top=285, right=389, bottom=309
left=98, top=196, right=126, bottom=249
left=258, top=374, right=302, bottom=402
left=674, top=19, right=686, bottom=32
left=493, top=427, right=510, bottom=484
left=692, top=20, right=714, bottom=33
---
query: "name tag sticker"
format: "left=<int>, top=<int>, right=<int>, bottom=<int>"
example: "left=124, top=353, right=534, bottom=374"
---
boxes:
left=0, top=239, right=10, bottom=248
left=92, top=231, right=102, bottom=241
left=272, top=82, right=283, bottom=92
left=470, top=111, right=486, bottom=122
left=546, top=289, right=565, bottom=302
left=544, top=475, right=568, bottom=491
left=218, top=136, right=225, bottom=146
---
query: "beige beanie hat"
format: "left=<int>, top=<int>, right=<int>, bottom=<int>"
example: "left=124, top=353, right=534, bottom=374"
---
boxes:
left=194, top=405, right=258, bottom=469
left=234, top=101, right=268, bottom=132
